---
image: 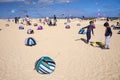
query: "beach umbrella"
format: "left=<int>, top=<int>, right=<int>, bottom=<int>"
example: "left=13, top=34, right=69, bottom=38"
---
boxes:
left=35, top=56, right=56, bottom=74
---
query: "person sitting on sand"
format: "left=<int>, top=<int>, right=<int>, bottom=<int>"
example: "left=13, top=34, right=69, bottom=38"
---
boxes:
left=25, top=15, right=31, bottom=25
left=48, top=19, right=52, bottom=26
left=82, top=21, right=95, bottom=44
left=113, top=22, right=120, bottom=30
left=45, top=17, right=50, bottom=25
left=103, top=22, right=112, bottom=49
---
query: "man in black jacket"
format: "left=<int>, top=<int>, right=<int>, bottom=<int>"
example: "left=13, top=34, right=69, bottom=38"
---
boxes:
left=104, top=22, right=112, bottom=49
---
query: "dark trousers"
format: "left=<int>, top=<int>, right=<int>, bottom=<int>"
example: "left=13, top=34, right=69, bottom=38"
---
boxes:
left=86, top=32, right=91, bottom=43
left=15, top=20, right=18, bottom=24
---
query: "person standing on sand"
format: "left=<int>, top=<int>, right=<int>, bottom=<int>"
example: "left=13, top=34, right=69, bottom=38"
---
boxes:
left=15, top=17, right=18, bottom=24
left=107, top=17, right=109, bottom=21
left=83, top=21, right=95, bottom=44
left=53, top=15, right=57, bottom=26
left=103, top=22, right=112, bottom=49
left=25, top=15, right=31, bottom=25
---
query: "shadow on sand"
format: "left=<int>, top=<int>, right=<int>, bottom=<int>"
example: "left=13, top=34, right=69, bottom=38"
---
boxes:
left=75, top=38, right=87, bottom=44
left=75, top=38, right=105, bottom=49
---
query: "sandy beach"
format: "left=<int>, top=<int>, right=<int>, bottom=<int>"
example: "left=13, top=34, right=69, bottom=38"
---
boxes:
left=0, top=19, right=120, bottom=80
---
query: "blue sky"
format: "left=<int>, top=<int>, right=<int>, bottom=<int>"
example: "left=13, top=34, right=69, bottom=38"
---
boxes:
left=0, top=0, right=120, bottom=18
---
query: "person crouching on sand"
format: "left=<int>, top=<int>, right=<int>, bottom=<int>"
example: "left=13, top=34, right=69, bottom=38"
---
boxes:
left=83, top=21, right=95, bottom=44
left=103, top=22, right=112, bottom=49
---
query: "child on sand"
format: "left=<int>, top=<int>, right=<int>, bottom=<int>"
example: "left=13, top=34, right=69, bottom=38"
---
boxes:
left=83, top=21, right=95, bottom=44
left=104, top=22, right=112, bottom=49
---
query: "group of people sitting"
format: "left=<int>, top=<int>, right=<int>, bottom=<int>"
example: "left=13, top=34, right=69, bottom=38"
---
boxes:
left=19, top=15, right=57, bottom=26
left=44, top=15, right=57, bottom=26
left=112, top=22, right=120, bottom=30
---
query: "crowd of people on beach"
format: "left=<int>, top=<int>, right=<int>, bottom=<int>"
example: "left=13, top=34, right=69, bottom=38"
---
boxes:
left=6, top=15, right=119, bottom=50
left=13, top=15, right=58, bottom=26
left=43, top=15, right=57, bottom=26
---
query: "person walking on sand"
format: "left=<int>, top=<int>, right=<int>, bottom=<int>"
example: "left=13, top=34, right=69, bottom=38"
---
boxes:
left=103, top=22, right=112, bottom=49
left=82, top=21, right=95, bottom=44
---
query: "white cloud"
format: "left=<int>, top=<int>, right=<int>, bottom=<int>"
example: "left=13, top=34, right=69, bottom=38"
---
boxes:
left=0, top=0, right=77, bottom=6
left=57, top=0, right=70, bottom=3
left=0, top=0, right=76, bottom=3
left=38, top=0, right=54, bottom=5
left=38, top=0, right=76, bottom=4
left=0, top=0, right=24, bottom=2
left=36, top=0, right=74, bottom=7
